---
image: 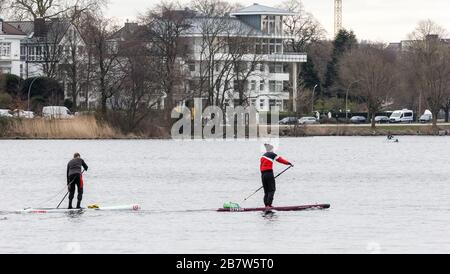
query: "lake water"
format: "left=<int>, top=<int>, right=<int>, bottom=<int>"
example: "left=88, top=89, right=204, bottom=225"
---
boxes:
left=0, top=137, right=449, bottom=254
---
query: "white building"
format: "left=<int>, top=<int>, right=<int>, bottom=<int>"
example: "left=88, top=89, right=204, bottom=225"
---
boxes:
left=7, top=18, right=92, bottom=107
left=0, top=19, right=26, bottom=75
left=183, top=3, right=307, bottom=112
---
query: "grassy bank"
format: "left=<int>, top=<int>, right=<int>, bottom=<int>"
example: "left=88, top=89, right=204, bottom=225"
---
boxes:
left=280, top=124, right=450, bottom=137
left=0, top=116, right=128, bottom=139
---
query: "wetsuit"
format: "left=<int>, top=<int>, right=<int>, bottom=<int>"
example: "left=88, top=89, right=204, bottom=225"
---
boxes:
left=260, top=152, right=291, bottom=207
left=67, top=158, right=88, bottom=209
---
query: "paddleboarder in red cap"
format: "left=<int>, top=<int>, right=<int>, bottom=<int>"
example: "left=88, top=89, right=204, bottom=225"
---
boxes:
left=260, top=144, right=293, bottom=209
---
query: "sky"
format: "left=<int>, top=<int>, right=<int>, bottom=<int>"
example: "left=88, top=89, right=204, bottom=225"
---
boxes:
left=105, top=0, right=450, bottom=42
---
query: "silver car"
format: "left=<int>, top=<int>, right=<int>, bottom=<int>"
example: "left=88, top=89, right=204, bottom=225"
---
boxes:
left=350, top=116, right=367, bottom=124
left=299, top=117, right=319, bottom=125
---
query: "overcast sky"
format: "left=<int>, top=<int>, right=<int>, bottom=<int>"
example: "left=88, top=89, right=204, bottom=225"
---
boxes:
left=106, top=0, right=450, bottom=42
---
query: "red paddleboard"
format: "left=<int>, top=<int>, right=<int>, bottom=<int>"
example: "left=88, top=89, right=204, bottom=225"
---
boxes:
left=217, top=204, right=331, bottom=212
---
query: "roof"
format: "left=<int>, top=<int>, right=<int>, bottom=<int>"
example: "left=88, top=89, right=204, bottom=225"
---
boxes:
left=183, top=17, right=263, bottom=36
left=0, top=20, right=26, bottom=36
left=230, top=3, right=295, bottom=16
left=5, top=21, right=34, bottom=35
left=110, top=22, right=146, bottom=40
left=6, top=19, right=72, bottom=43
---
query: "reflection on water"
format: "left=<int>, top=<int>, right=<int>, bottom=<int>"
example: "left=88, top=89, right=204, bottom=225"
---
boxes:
left=261, top=211, right=278, bottom=221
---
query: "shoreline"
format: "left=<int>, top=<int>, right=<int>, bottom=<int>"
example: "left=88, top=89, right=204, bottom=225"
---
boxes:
left=2, top=117, right=450, bottom=139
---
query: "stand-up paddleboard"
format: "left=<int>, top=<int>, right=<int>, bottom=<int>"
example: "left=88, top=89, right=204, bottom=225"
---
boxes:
left=20, top=204, right=141, bottom=214
left=217, top=204, right=330, bottom=212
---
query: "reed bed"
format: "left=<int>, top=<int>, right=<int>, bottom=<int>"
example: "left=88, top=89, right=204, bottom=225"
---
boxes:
left=3, top=116, right=125, bottom=139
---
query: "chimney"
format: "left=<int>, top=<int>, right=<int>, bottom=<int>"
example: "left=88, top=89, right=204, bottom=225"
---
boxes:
left=125, top=21, right=138, bottom=32
left=34, top=17, right=46, bottom=37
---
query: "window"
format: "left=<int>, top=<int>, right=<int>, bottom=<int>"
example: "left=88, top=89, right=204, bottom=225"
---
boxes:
left=259, top=63, right=265, bottom=72
left=276, top=100, right=282, bottom=108
left=251, top=99, right=257, bottom=106
left=269, top=81, right=275, bottom=92
left=256, top=39, right=283, bottom=55
left=262, top=16, right=269, bottom=33
left=260, top=80, right=265, bottom=91
left=260, top=99, right=266, bottom=109
left=269, top=63, right=284, bottom=73
left=188, top=62, right=196, bottom=72
left=262, top=16, right=278, bottom=35
left=250, top=80, right=256, bottom=91
left=215, top=62, right=220, bottom=72
left=269, top=99, right=276, bottom=108
left=20, top=46, right=26, bottom=58
left=0, top=43, right=11, bottom=57
left=269, top=81, right=283, bottom=93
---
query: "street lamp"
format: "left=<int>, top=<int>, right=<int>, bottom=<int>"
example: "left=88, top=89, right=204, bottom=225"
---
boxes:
left=27, top=77, right=41, bottom=111
left=345, top=80, right=360, bottom=121
left=311, top=84, right=318, bottom=114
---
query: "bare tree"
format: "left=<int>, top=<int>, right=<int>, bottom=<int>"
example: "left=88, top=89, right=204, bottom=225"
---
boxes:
left=190, top=0, right=241, bottom=17
left=36, top=20, right=67, bottom=79
left=403, top=20, right=450, bottom=127
left=82, top=13, right=123, bottom=114
left=110, top=25, right=163, bottom=132
left=339, top=44, right=397, bottom=128
left=190, top=0, right=261, bottom=111
left=6, top=0, right=105, bottom=20
left=141, top=1, right=193, bottom=124
left=280, top=0, right=325, bottom=53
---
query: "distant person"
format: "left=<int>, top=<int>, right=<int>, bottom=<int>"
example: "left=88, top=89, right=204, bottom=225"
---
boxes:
left=66, top=153, right=88, bottom=209
left=387, top=131, right=393, bottom=139
left=387, top=132, right=399, bottom=142
left=260, top=144, right=293, bottom=209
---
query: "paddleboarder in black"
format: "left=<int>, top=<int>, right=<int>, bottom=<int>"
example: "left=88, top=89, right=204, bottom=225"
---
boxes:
left=67, top=153, right=88, bottom=209
left=260, top=144, right=293, bottom=209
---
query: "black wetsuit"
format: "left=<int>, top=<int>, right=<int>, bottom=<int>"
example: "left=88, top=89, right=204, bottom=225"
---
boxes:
left=260, top=152, right=291, bottom=207
left=67, top=158, right=88, bottom=209
left=261, top=171, right=276, bottom=207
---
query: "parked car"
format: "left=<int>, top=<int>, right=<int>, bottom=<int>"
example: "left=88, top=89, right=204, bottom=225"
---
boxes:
left=374, top=116, right=390, bottom=124
left=419, top=110, right=433, bottom=123
left=350, top=116, right=367, bottom=124
left=42, top=106, right=74, bottom=119
left=13, top=109, right=35, bottom=119
left=0, top=109, right=13, bottom=118
left=389, top=109, right=414, bottom=123
left=279, top=117, right=299, bottom=125
left=299, top=117, right=320, bottom=125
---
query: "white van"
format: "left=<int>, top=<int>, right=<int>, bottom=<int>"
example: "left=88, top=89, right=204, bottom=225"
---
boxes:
left=0, top=109, right=13, bottom=118
left=42, top=106, right=74, bottom=119
left=389, top=109, right=414, bottom=123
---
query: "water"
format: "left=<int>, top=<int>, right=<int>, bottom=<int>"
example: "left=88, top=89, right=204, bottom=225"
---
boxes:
left=0, top=137, right=450, bottom=254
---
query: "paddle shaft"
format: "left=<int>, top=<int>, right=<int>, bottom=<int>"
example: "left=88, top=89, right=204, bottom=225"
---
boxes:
left=56, top=170, right=84, bottom=209
left=243, top=165, right=293, bottom=202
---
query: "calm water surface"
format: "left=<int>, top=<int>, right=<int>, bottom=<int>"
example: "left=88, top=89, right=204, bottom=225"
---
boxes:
left=0, top=137, right=449, bottom=254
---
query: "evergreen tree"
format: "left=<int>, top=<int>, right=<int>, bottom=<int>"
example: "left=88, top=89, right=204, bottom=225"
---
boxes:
left=324, top=29, right=357, bottom=95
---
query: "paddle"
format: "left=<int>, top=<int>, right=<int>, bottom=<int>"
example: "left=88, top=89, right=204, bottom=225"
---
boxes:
left=242, top=165, right=293, bottom=203
left=57, top=170, right=84, bottom=209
